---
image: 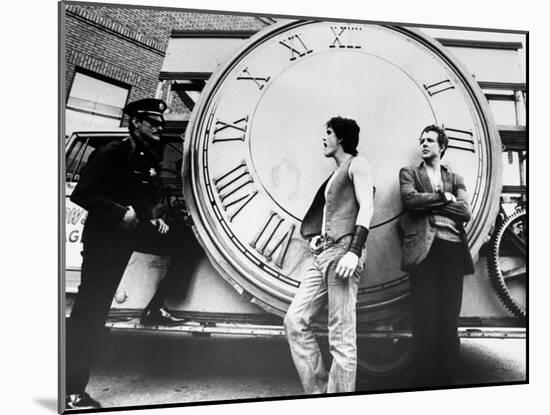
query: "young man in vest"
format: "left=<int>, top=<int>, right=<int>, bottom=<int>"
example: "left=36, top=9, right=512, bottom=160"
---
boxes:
left=284, top=116, right=374, bottom=394
left=399, top=124, right=474, bottom=387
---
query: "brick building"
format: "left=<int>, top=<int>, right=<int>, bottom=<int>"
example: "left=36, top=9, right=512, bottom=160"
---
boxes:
left=63, top=2, right=274, bottom=135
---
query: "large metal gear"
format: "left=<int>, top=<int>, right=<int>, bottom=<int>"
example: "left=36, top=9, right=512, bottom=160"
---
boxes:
left=487, top=208, right=527, bottom=318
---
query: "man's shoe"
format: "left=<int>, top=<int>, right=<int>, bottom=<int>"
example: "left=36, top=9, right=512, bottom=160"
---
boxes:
left=140, top=306, right=186, bottom=326
left=66, top=392, right=101, bottom=410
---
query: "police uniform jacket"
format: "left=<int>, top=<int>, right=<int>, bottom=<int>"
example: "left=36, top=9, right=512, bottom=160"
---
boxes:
left=70, top=136, right=163, bottom=243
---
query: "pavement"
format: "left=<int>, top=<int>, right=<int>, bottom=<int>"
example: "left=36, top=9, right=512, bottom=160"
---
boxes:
left=83, top=331, right=526, bottom=410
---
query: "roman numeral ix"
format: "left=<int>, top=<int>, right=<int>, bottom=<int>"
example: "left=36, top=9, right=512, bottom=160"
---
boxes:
left=212, top=116, right=249, bottom=143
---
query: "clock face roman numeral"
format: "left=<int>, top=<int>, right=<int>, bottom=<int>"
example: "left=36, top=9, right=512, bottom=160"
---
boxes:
left=444, top=127, right=475, bottom=153
left=213, top=160, right=258, bottom=221
left=211, top=116, right=249, bottom=143
left=250, top=211, right=296, bottom=268
left=279, top=34, right=313, bottom=61
left=237, top=67, right=271, bottom=90
left=423, top=79, right=455, bottom=96
left=329, top=26, right=362, bottom=49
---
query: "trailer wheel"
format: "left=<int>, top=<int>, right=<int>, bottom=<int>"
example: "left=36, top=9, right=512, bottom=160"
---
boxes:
left=487, top=208, right=527, bottom=319
left=356, top=319, right=412, bottom=379
left=357, top=337, right=412, bottom=379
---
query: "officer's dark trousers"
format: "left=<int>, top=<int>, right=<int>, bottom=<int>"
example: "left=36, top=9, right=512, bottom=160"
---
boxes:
left=66, top=222, right=198, bottom=394
left=409, top=238, right=465, bottom=388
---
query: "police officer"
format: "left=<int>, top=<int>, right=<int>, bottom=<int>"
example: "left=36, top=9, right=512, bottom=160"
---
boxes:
left=66, top=98, right=199, bottom=410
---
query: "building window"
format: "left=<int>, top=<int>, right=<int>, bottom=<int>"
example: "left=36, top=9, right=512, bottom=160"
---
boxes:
left=66, top=71, right=129, bottom=135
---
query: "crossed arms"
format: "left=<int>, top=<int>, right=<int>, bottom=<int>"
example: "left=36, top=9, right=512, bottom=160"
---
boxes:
left=399, top=167, right=471, bottom=223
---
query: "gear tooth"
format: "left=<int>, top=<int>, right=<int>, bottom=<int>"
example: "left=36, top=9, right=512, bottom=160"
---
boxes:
left=487, top=209, right=526, bottom=319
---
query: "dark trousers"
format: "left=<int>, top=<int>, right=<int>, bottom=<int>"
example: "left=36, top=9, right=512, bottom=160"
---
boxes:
left=409, top=238, right=465, bottom=388
left=66, top=221, right=199, bottom=394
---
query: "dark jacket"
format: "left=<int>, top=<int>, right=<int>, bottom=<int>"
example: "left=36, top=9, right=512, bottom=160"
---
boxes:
left=70, top=136, right=163, bottom=241
left=398, top=162, right=474, bottom=274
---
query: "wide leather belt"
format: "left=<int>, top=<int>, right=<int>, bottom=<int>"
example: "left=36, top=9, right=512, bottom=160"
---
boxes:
left=309, top=234, right=336, bottom=255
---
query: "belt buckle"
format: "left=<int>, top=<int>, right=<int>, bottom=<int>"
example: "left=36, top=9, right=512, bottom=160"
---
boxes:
left=310, top=235, right=325, bottom=255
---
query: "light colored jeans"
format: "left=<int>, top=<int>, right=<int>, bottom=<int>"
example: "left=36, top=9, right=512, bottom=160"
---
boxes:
left=284, top=236, right=364, bottom=394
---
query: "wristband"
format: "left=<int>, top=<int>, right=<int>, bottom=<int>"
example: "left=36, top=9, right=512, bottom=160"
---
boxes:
left=349, top=225, right=369, bottom=256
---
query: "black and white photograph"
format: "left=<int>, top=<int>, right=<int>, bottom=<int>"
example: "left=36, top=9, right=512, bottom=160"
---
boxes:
left=57, top=0, right=531, bottom=413
left=7, top=0, right=545, bottom=414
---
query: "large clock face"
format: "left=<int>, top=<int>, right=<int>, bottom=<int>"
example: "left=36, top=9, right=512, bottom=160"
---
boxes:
left=184, top=21, right=501, bottom=321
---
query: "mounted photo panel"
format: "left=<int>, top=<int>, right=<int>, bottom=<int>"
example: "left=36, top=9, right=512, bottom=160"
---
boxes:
left=60, top=1, right=527, bottom=413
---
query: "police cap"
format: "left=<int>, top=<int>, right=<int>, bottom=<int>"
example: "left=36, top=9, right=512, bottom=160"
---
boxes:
left=123, top=98, right=167, bottom=123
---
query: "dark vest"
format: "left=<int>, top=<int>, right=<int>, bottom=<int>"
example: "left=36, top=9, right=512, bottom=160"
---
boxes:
left=300, top=157, right=358, bottom=241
